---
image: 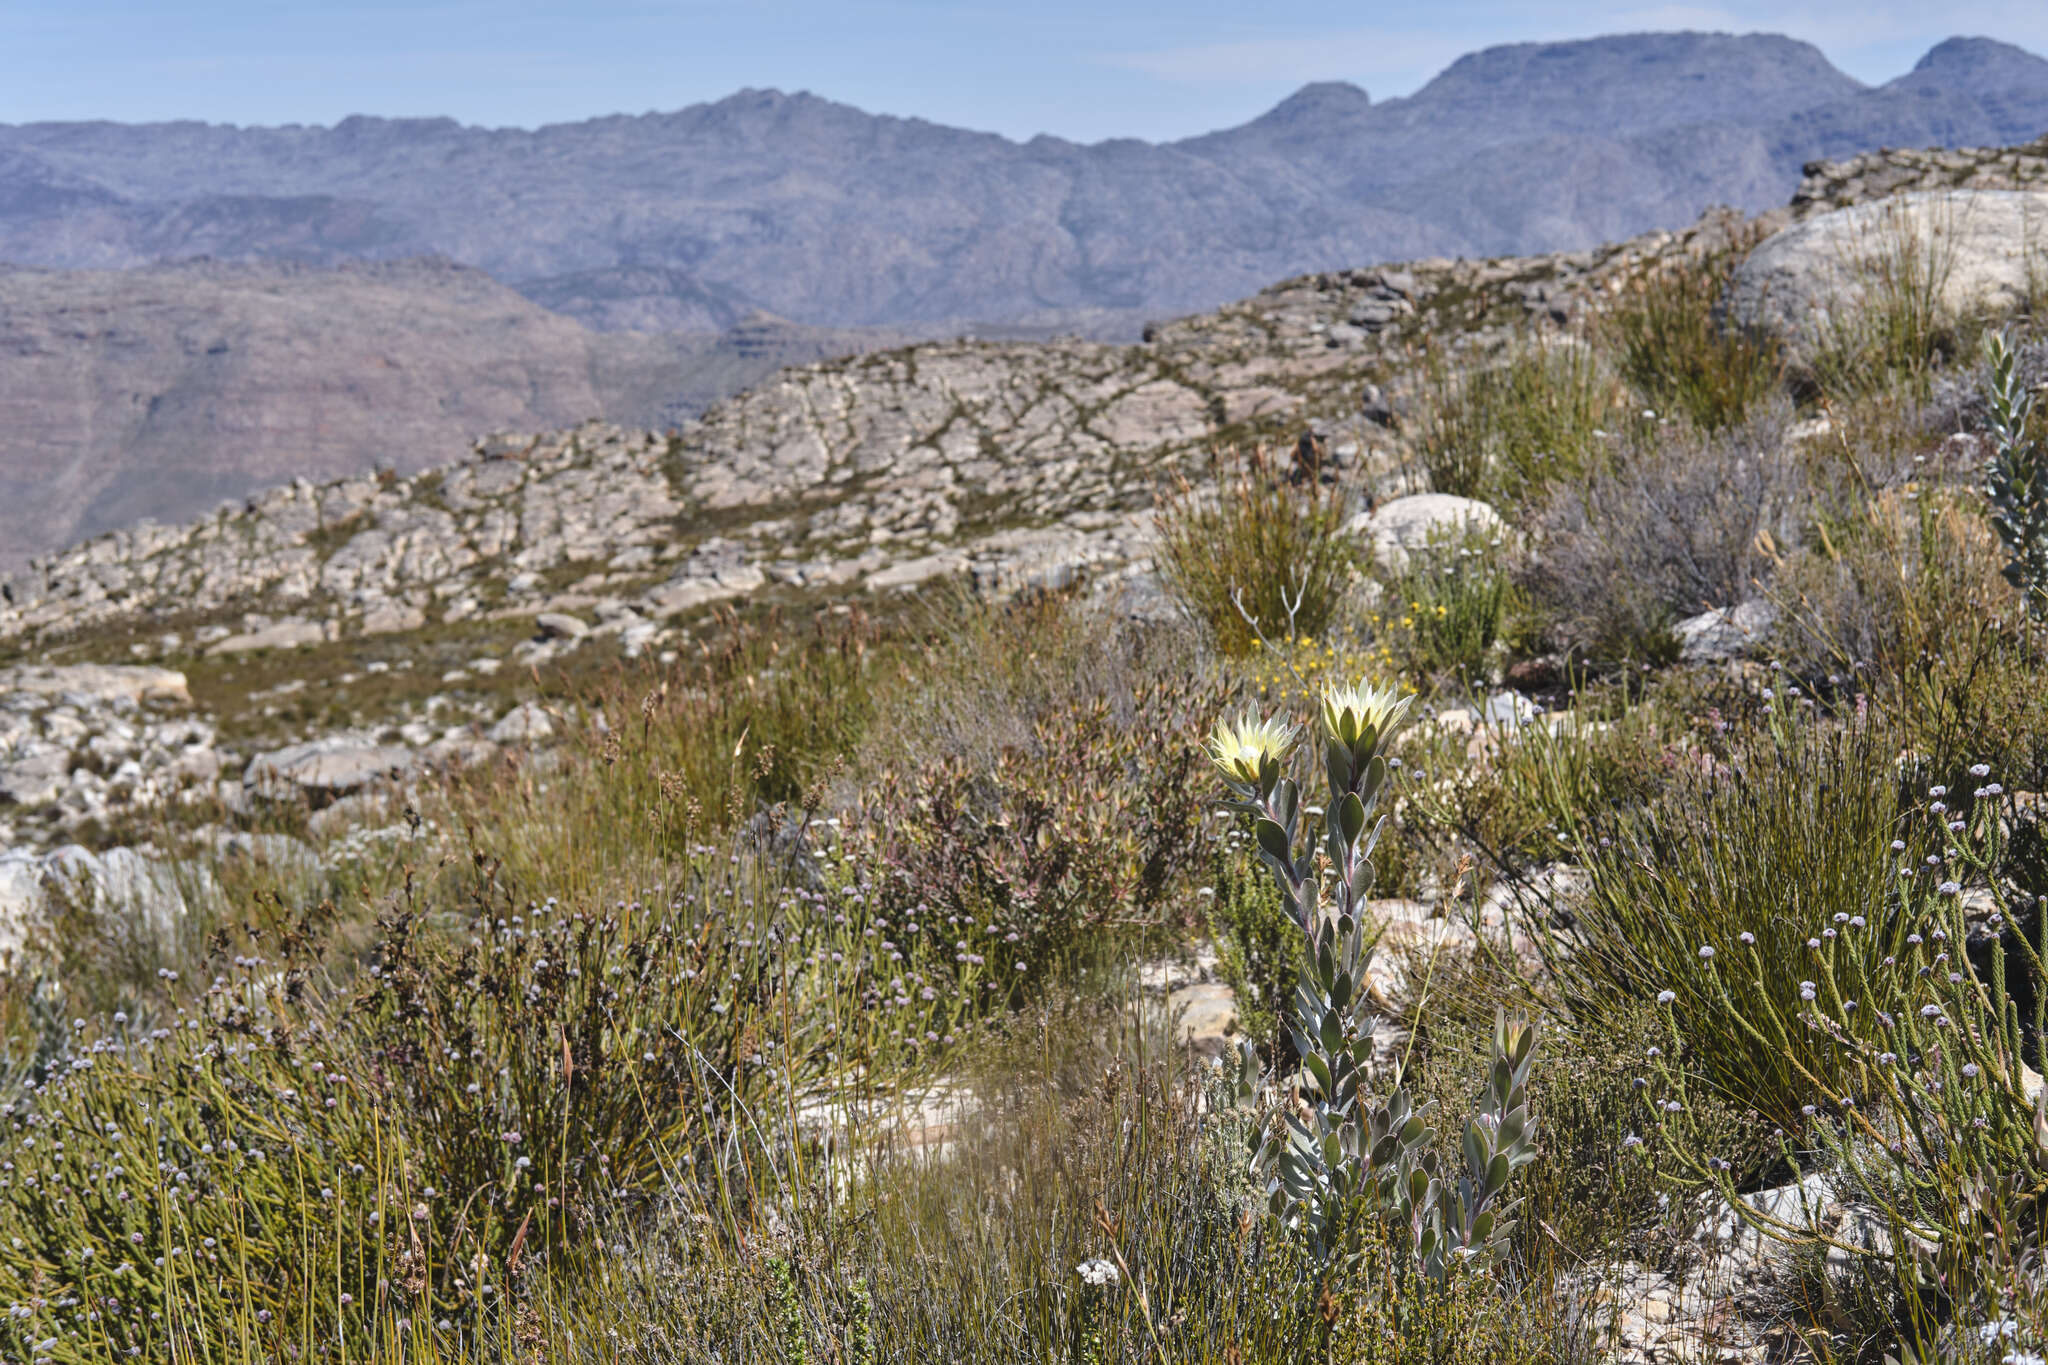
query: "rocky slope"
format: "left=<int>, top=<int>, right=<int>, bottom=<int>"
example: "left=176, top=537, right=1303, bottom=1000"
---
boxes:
left=0, top=136, right=2033, bottom=897
left=0, top=258, right=918, bottom=570
left=2, top=34, right=2044, bottom=335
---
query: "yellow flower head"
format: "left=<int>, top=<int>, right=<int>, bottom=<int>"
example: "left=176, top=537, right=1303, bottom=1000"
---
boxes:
left=1208, top=712, right=1295, bottom=786
left=1320, top=679, right=1410, bottom=751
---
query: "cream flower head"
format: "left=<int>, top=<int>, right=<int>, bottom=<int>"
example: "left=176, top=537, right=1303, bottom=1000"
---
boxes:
left=1320, top=679, right=1410, bottom=751
left=1207, top=711, right=1295, bottom=786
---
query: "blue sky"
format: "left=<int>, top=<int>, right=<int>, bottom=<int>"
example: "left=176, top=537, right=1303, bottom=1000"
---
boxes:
left=3, top=1, right=2045, bottom=142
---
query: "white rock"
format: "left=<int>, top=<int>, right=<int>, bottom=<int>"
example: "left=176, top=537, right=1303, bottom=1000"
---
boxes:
left=1351, top=494, right=1503, bottom=572
left=534, top=611, right=589, bottom=640
left=0, top=664, right=191, bottom=708
left=1675, top=600, right=1777, bottom=662
left=243, top=737, right=416, bottom=803
left=1168, top=982, right=1239, bottom=1055
left=360, top=602, right=426, bottom=635
left=1729, top=190, right=2048, bottom=354
left=0, top=748, right=71, bottom=807
left=206, top=619, right=329, bottom=656
left=487, top=700, right=553, bottom=747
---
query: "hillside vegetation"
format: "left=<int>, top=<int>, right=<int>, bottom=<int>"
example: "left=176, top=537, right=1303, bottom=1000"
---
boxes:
left=4, top=154, right=2048, bottom=1364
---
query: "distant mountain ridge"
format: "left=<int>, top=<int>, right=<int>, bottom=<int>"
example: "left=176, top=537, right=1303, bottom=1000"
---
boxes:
left=0, top=258, right=917, bottom=572
left=2, top=32, right=2045, bottom=334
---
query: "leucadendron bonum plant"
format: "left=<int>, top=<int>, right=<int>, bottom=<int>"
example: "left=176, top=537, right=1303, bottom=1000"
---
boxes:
left=1210, top=682, right=1540, bottom=1279
left=1984, top=330, right=2048, bottom=627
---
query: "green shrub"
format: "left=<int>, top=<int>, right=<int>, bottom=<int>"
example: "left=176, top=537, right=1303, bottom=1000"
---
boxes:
left=1414, top=1001, right=1765, bottom=1263
left=1774, top=483, right=2017, bottom=686
left=852, top=668, right=1224, bottom=976
left=1604, top=245, right=1784, bottom=433
left=1653, top=774, right=2048, bottom=1354
left=0, top=851, right=827, bottom=1357
left=1401, top=687, right=1674, bottom=881
left=1534, top=691, right=1914, bottom=1142
left=1374, top=523, right=1517, bottom=688
left=1417, top=338, right=1620, bottom=509
left=1982, top=330, right=2048, bottom=623
left=1206, top=829, right=1303, bottom=1050
left=1152, top=447, right=1357, bottom=656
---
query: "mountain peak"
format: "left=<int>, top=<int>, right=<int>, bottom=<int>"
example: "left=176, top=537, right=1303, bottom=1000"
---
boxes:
left=1903, top=36, right=2048, bottom=86
left=1261, top=81, right=1373, bottom=127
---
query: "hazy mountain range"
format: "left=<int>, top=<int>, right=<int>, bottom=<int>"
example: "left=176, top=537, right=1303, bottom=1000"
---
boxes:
left=4, top=32, right=2045, bottom=335
left=0, top=29, right=2045, bottom=572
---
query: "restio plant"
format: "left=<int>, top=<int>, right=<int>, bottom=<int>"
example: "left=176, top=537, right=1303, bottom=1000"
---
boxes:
left=1604, top=241, right=1784, bottom=434
left=1209, top=682, right=1540, bottom=1279
left=1417, top=336, right=1618, bottom=510
left=1152, top=446, right=1356, bottom=657
left=1536, top=686, right=1909, bottom=1137
left=1653, top=766, right=2048, bottom=1355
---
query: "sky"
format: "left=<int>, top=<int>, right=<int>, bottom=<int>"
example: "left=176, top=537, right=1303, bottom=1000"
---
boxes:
left=3, top=1, right=2047, bottom=144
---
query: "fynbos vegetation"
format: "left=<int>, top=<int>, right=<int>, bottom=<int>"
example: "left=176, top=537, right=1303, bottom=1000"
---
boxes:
left=12, top=166, right=2048, bottom=1365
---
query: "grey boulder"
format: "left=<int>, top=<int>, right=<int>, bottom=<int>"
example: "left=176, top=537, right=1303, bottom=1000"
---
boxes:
left=1728, top=190, right=2048, bottom=355
left=244, top=737, right=417, bottom=804
left=1674, top=600, right=1776, bottom=662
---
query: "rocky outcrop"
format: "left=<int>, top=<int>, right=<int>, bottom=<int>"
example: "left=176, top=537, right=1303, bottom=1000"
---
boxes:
left=1791, top=134, right=2048, bottom=218
left=1727, top=190, right=2048, bottom=354
left=0, top=663, right=215, bottom=835
left=1674, top=601, right=1777, bottom=662
left=0, top=259, right=926, bottom=572
left=0, top=210, right=1755, bottom=657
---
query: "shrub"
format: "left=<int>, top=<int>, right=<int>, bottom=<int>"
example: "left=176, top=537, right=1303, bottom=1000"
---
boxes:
left=1417, top=337, right=1620, bottom=509
left=1373, top=522, right=1517, bottom=688
left=1241, top=630, right=1396, bottom=709
left=1153, top=446, right=1357, bottom=656
left=1773, top=483, right=2017, bottom=686
left=1653, top=773, right=2048, bottom=1354
left=573, top=998, right=1584, bottom=1365
left=1533, top=691, right=1911, bottom=1139
left=1982, top=330, right=2048, bottom=625
left=1524, top=406, right=1800, bottom=665
left=851, top=667, right=1224, bottom=976
left=1414, top=1001, right=1765, bottom=1264
left=1604, top=243, right=1784, bottom=433
left=0, top=845, right=884, bottom=1357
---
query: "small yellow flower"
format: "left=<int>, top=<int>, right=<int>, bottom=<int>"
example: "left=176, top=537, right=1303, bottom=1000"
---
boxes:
left=1208, top=712, right=1296, bottom=785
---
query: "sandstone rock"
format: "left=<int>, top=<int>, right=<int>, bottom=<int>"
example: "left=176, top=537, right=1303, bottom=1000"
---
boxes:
left=1353, top=494, right=1503, bottom=571
left=306, top=792, right=395, bottom=840
left=360, top=602, right=427, bottom=635
left=488, top=701, right=556, bottom=746
left=534, top=611, right=589, bottom=640
left=206, top=619, right=329, bottom=655
left=1480, top=690, right=1540, bottom=727
left=0, top=664, right=190, bottom=708
left=243, top=737, right=416, bottom=804
left=41, top=844, right=203, bottom=943
left=1729, top=190, right=2048, bottom=354
left=1168, top=982, right=1239, bottom=1056
left=0, top=749, right=71, bottom=807
left=0, top=849, right=41, bottom=956
left=1675, top=600, right=1777, bottom=662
